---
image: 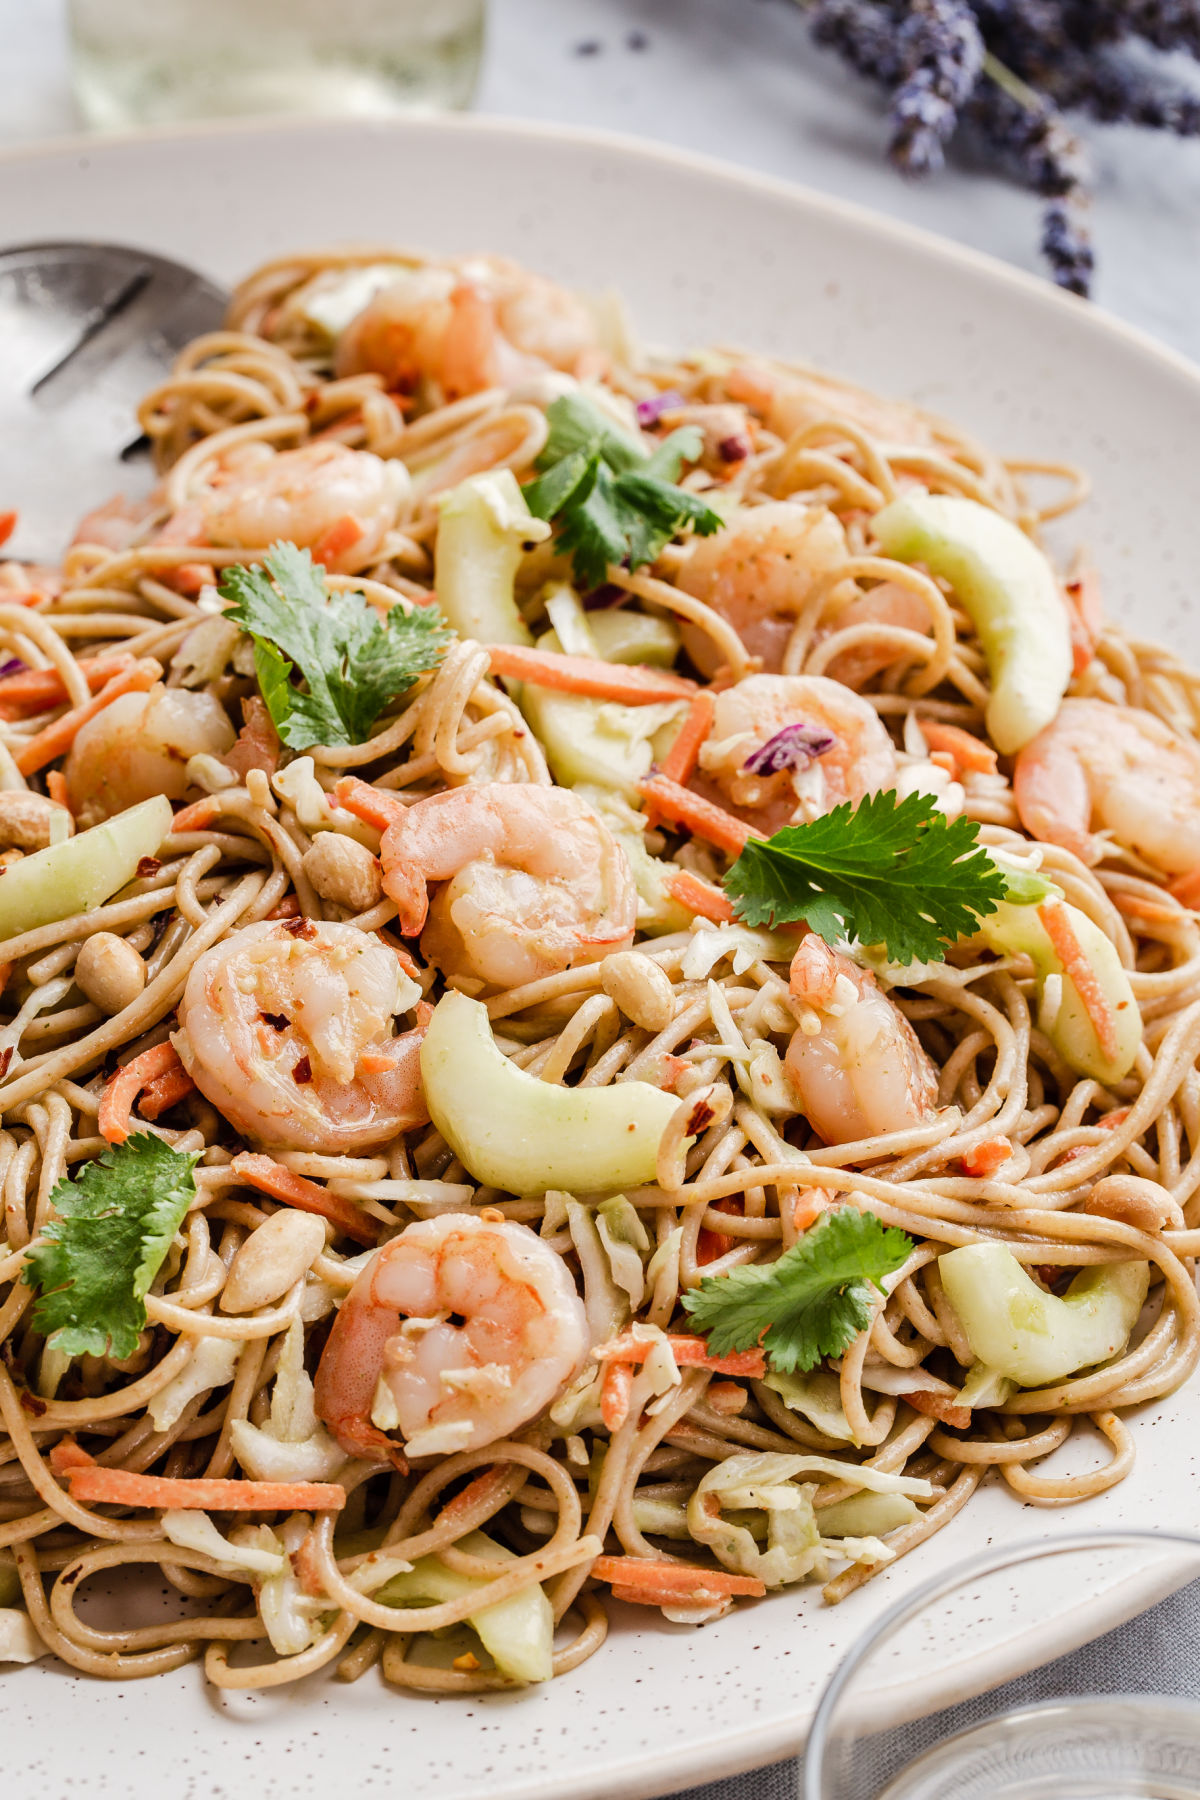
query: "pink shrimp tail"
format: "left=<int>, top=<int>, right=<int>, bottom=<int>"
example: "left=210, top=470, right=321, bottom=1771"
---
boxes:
left=313, top=1253, right=408, bottom=1470
left=789, top=933, right=840, bottom=1007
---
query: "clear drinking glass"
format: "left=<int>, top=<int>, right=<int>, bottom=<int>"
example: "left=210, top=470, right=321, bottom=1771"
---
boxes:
left=805, top=1530, right=1200, bottom=1800
left=68, top=0, right=485, bottom=131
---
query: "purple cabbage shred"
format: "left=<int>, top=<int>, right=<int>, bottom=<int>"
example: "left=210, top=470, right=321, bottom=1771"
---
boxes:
left=636, top=390, right=688, bottom=427
left=0, top=658, right=25, bottom=680
left=743, top=722, right=837, bottom=776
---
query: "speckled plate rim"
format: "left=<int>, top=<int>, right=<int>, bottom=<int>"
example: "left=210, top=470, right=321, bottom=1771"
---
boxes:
left=0, top=112, right=1199, bottom=1800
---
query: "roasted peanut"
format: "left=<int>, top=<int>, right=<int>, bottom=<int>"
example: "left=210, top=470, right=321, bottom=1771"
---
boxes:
left=600, top=950, right=675, bottom=1032
left=0, top=791, right=73, bottom=851
left=1084, top=1174, right=1184, bottom=1233
left=74, top=932, right=146, bottom=1015
left=301, top=832, right=383, bottom=913
left=220, top=1209, right=327, bottom=1314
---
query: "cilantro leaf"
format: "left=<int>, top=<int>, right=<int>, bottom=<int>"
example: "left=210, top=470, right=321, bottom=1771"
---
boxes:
left=23, top=1135, right=199, bottom=1360
left=723, top=789, right=1006, bottom=965
left=527, top=395, right=722, bottom=589
left=682, top=1207, right=914, bottom=1374
left=221, top=542, right=451, bottom=751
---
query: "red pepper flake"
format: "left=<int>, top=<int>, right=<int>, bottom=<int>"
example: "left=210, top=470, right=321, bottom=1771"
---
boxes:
left=292, top=1055, right=313, bottom=1085
left=283, top=915, right=316, bottom=940
left=135, top=856, right=162, bottom=879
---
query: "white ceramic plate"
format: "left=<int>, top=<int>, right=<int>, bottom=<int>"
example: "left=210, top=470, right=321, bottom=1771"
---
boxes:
left=1, top=114, right=1199, bottom=1800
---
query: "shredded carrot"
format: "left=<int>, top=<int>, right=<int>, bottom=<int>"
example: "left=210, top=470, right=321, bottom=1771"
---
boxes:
left=167, top=562, right=213, bottom=597
left=0, top=512, right=15, bottom=550
left=697, top=1196, right=743, bottom=1266
left=312, top=514, right=364, bottom=569
left=959, top=1136, right=1013, bottom=1178
left=45, top=770, right=71, bottom=812
left=334, top=775, right=407, bottom=833
left=0, top=651, right=134, bottom=721
left=638, top=775, right=755, bottom=857
left=49, top=1439, right=344, bottom=1512
left=600, top=1359, right=635, bottom=1433
left=919, top=719, right=998, bottom=777
left=657, top=690, right=716, bottom=786
left=138, top=1064, right=196, bottom=1121
left=705, top=1381, right=747, bottom=1415
left=928, top=751, right=957, bottom=777
left=230, top=1152, right=379, bottom=1247
left=663, top=867, right=736, bottom=924
left=0, top=963, right=11, bottom=1003
left=170, top=796, right=222, bottom=834
left=487, top=644, right=697, bottom=704
left=1063, top=566, right=1104, bottom=677
left=1169, top=867, right=1200, bottom=911
left=596, top=1332, right=766, bottom=1378
left=906, top=1391, right=971, bottom=1431
left=15, top=658, right=160, bottom=776
left=590, top=1555, right=765, bottom=1604
left=265, top=895, right=302, bottom=921
left=1038, top=899, right=1119, bottom=1062
left=98, top=1042, right=188, bottom=1146
left=1062, top=1105, right=1130, bottom=1163
left=792, top=1189, right=829, bottom=1233
left=1112, top=891, right=1185, bottom=926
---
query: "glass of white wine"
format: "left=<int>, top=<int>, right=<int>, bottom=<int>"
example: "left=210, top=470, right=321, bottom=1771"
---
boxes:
left=805, top=1530, right=1200, bottom=1800
left=68, top=0, right=485, bottom=131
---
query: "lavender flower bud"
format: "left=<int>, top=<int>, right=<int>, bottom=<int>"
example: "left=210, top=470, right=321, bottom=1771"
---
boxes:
left=890, top=0, right=986, bottom=174
left=743, top=723, right=837, bottom=777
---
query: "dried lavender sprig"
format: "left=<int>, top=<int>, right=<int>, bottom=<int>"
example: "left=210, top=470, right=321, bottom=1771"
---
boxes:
left=890, top=0, right=986, bottom=172
left=1061, top=0, right=1200, bottom=56
left=1041, top=197, right=1094, bottom=294
left=809, top=0, right=907, bottom=85
left=1023, top=44, right=1200, bottom=129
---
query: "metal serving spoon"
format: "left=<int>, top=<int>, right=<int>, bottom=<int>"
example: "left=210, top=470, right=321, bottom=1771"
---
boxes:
left=0, top=241, right=228, bottom=563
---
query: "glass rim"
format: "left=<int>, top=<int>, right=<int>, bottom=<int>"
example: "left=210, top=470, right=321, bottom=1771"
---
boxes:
left=802, top=1526, right=1200, bottom=1800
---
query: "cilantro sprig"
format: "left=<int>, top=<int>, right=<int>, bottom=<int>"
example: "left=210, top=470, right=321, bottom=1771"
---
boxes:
left=723, top=789, right=1006, bottom=965
left=23, top=1135, right=199, bottom=1360
left=222, top=542, right=451, bottom=752
left=524, top=394, right=723, bottom=589
left=682, top=1207, right=914, bottom=1374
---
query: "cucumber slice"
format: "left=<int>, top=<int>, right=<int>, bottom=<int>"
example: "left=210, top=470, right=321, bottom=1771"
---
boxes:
left=975, top=897, right=1141, bottom=1082
left=420, top=990, right=678, bottom=1193
left=376, top=1529, right=553, bottom=1684
left=0, top=795, right=172, bottom=945
left=873, top=493, right=1071, bottom=754
left=435, top=470, right=547, bottom=646
left=938, top=1241, right=1149, bottom=1387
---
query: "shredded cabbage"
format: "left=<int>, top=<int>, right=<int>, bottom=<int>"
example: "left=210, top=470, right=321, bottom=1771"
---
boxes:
left=595, top=1196, right=651, bottom=1311
left=0, top=1609, right=47, bottom=1664
left=764, top=1368, right=857, bottom=1443
left=229, top=1318, right=346, bottom=1483
left=271, top=756, right=382, bottom=852
left=148, top=1335, right=243, bottom=1433
left=687, top=1453, right=823, bottom=1588
left=161, top=1510, right=287, bottom=1579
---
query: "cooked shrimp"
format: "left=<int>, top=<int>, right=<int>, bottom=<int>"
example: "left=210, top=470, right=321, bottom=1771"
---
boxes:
left=64, top=683, right=236, bottom=827
left=314, top=1212, right=588, bottom=1462
left=1014, top=697, right=1200, bottom=873
left=725, top=362, right=935, bottom=450
left=348, top=782, right=637, bottom=991
left=163, top=442, right=410, bottom=573
left=335, top=256, right=604, bottom=403
left=174, top=919, right=426, bottom=1153
left=697, top=673, right=897, bottom=832
left=813, top=582, right=934, bottom=689
left=784, top=933, right=939, bottom=1144
left=676, top=501, right=848, bottom=676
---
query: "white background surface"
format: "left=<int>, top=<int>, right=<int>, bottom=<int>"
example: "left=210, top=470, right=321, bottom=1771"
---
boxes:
left=3, top=0, right=1200, bottom=364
